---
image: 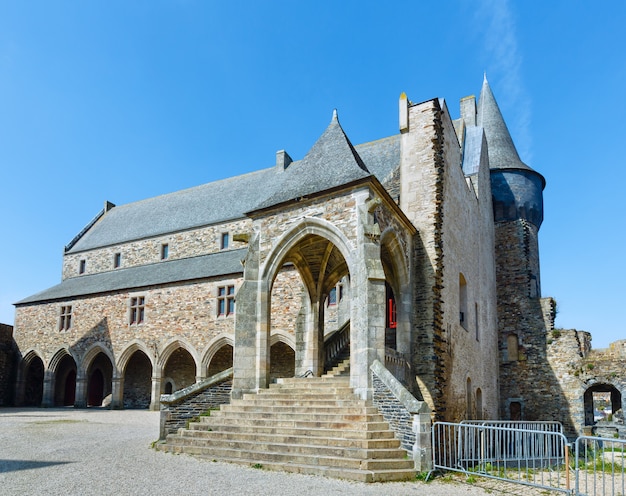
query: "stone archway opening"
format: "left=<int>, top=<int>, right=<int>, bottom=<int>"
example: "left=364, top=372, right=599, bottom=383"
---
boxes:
left=208, top=344, right=233, bottom=377
left=268, top=233, right=350, bottom=379
left=270, top=341, right=295, bottom=382
left=87, top=352, right=113, bottom=407
left=162, top=348, right=195, bottom=394
left=123, top=350, right=152, bottom=409
left=54, top=354, right=77, bottom=406
left=584, top=383, right=623, bottom=425
left=23, top=355, right=44, bottom=407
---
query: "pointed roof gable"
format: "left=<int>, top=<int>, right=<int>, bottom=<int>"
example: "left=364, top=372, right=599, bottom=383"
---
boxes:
left=477, top=76, right=534, bottom=173
left=251, top=110, right=372, bottom=211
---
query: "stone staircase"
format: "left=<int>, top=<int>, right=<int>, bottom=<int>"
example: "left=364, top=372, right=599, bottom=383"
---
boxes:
left=156, top=373, right=416, bottom=482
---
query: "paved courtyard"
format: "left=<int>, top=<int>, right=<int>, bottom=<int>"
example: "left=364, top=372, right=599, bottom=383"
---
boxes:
left=0, top=407, right=522, bottom=496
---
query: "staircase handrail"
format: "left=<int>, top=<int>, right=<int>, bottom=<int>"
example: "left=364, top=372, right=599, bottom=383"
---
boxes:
left=324, top=320, right=350, bottom=369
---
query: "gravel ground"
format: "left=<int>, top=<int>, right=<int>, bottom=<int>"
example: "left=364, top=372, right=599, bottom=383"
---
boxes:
left=0, top=408, right=508, bottom=496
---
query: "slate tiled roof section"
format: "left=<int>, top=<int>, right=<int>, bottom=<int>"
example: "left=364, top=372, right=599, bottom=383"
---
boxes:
left=477, top=76, right=533, bottom=172
left=251, top=111, right=373, bottom=212
left=65, top=116, right=401, bottom=254
left=16, top=248, right=247, bottom=305
left=461, top=126, right=486, bottom=176
left=67, top=168, right=278, bottom=253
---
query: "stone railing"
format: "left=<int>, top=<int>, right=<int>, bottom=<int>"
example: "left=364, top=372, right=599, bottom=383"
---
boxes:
left=159, top=368, right=232, bottom=439
left=370, top=359, right=432, bottom=471
left=324, top=320, right=350, bottom=370
left=384, top=347, right=422, bottom=400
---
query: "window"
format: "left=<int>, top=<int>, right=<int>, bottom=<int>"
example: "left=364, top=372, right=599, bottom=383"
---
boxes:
left=475, top=302, right=479, bottom=341
left=79, top=260, right=86, bottom=274
left=220, top=232, right=229, bottom=250
left=130, top=296, right=145, bottom=325
left=217, top=285, right=235, bottom=316
left=59, top=305, right=72, bottom=331
left=327, top=287, right=337, bottom=306
left=161, top=243, right=169, bottom=260
left=459, top=273, right=468, bottom=328
left=114, top=253, right=121, bottom=268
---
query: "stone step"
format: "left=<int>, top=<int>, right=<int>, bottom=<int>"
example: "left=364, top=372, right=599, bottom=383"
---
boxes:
left=165, top=435, right=405, bottom=460
left=221, top=403, right=380, bottom=415
left=195, top=416, right=391, bottom=432
left=178, top=429, right=401, bottom=449
left=188, top=421, right=396, bottom=439
left=239, top=395, right=367, bottom=406
left=208, top=409, right=384, bottom=423
left=159, top=443, right=413, bottom=471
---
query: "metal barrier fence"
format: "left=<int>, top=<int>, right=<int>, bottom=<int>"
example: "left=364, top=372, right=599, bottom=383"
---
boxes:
left=461, top=420, right=564, bottom=434
left=432, top=421, right=572, bottom=493
left=575, top=436, right=626, bottom=496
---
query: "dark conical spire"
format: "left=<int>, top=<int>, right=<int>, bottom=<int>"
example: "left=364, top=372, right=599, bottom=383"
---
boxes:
left=477, top=76, right=533, bottom=173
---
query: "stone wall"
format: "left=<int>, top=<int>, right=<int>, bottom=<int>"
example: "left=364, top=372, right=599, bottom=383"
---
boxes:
left=0, top=323, right=16, bottom=406
left=160, top=371, right=232, bottom=439
left=63, top=218, right=251, bottom=279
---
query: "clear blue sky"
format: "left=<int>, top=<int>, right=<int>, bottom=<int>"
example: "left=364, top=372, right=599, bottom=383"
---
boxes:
left=1, top=1, right=624, bottom=349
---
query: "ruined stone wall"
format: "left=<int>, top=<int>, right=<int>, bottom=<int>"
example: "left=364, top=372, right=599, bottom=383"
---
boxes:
left=63, top=218, right=251, bottom=279
left=0, top=323, right=16, bottom=406
left=494, top=220, right=580, bottom=435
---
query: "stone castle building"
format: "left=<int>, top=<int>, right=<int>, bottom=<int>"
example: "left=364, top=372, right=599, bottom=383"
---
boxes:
left=10, top=77, right=623, bottom=440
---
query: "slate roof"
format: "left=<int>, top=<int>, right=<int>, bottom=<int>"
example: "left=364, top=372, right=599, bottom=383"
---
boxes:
left=253, top=111, right=373, bottom=211
left=461, top=126, right=486, bottom=176
left=67, top=114, right=400, bottom=254
left=16, top=248, right=247, bottom=305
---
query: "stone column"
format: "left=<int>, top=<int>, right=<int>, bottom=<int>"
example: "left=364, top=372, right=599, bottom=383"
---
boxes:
left=74, top=371, right=88, bottom=408
left=232, top=233, right=264, bottom=399
left=300, top=298, right=322, bottom=376
left=149, top=373, right=162, bottom=411
left=351, top=198, right=386, bottom=400
left=110, top=376, right=123, bottom=409
left=41, top=369, right=54, bottom=407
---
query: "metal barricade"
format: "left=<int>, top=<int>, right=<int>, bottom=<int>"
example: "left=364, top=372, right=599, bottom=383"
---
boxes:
left=432, top=421, right=572, bottom=493
left=575, top=436, right=626, bottom=496
left=461, top=420, right=564, bottom=434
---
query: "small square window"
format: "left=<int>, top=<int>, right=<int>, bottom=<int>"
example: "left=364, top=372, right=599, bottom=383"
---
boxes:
left=114, top=253, right=121, bottom=268
left=221, top=232, right=229, bottom=250
left=130, top=296, right=145, bottom=325
left=161, top=243, right=169, bottom=260
left=217, top=285, right=235, bottom=316
left=79, top=260, right=86, bottom=274
left=59, top=305, right=72, bottom=331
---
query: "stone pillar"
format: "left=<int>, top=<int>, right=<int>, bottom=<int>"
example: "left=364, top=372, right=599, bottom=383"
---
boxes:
left=351, top=197, right=387, bottom=400
left=149, top=374, right=162, bottom=411
left=412, top=412, right=433, bottom=472
left=301, top=298, right=322, bottom=376
left=74, top=371, right=88, bottom=408
left=41, top=369, right=54, bottom=407
left=110, top=376, right=123, bottom=409
left=232, top=233, right=264, bottom=399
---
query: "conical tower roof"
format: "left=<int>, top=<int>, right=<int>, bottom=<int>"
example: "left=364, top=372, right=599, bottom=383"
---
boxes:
left=477, top=76, right=539, bottom=177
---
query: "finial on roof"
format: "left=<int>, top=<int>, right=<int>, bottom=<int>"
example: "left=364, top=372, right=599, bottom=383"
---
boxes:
left=483, top=72, right=488, bottom=83
left=332, top=109, right=338, bottom=122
